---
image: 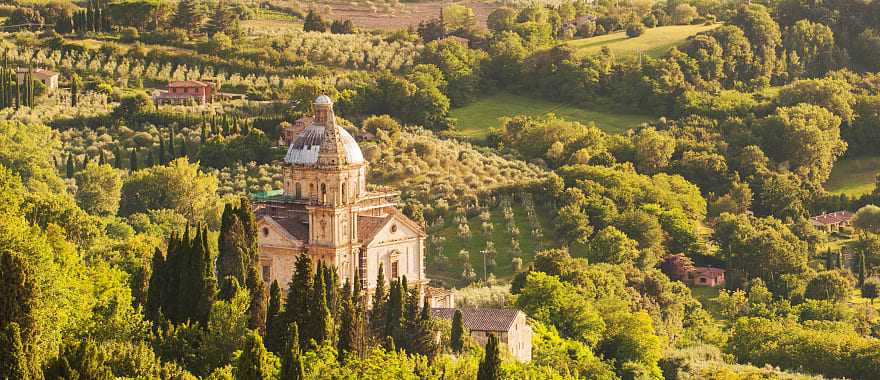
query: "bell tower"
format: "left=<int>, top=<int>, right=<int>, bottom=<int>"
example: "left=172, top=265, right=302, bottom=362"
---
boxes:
left=301, top=95, right=365, bottom=273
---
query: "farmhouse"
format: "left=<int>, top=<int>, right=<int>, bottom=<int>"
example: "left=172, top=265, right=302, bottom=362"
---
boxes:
left=688, top=267, right=726, bottom=287
left=810, top=211, right=854, bottom=232
left=432, top=308, right=532, bottom=362
left=16, top=68, right=60, bottom=91
left=156, top=80, right=215, bottom=104
left=254, top=95, right=437, bottom=304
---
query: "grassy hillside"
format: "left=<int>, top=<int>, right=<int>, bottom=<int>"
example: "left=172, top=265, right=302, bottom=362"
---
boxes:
left=450, top=92, right=652, bottom=141
left=825, top=156, right=880, bottom=196
left=566, top=24, right=719, bottom=60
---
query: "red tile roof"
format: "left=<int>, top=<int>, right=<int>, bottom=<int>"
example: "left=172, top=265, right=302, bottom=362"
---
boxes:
left=692, top=267, right=725, bottom=279
left=431, top=308, right=522, bottom=332
left=357, top=214, right=392, bottom=244
left=16, top=68, right=59, bottom=79
left=167, top=80, right=212, bottom=88
left=810, top=211, right=854, bottom=226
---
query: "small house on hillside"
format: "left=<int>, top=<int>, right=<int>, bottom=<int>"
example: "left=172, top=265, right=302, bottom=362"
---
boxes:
left=688, top=267, right=725, bottom=287
left=810, top=211, right=854, bottom=232
left=433, top=308, right=532, bottom=362
left=156, top=80, right=215, bottom=105
left=16, top=68, right=60, bottom=91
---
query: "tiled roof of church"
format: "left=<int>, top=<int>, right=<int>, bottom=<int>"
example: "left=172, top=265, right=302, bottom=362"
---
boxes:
left=357, top=214, right=393, bottom=244
left=272, top=216, right=310, bottom=243
left=431, top=308, right=523, bottom=332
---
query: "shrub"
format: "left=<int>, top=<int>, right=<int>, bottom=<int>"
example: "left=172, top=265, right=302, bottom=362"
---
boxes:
left=626, top=23, right=646, bottom=38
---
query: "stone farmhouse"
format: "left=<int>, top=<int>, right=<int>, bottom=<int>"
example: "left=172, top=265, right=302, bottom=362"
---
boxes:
left=432, top=308, right=533, bottom=362
left=254, top=95, right=451, bottom=306
left=155, top=80, right=215, bottom=105
left=810, top=211, right=854, bottom=233
left=16, top=68, right=60, bottom=91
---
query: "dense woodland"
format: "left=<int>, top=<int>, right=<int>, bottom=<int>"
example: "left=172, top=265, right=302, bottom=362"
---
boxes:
left=4, top=0, right=880, bottom=378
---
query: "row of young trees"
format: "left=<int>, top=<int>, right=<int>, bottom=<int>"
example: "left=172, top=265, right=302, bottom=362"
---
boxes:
left=0, top=59, right=38, bottom=109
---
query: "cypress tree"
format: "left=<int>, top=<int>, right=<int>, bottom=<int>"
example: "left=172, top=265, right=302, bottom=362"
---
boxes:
left=451, top=309, right=464, bottom=353
left=145, top=226, right=217, bottom=325
left=217, top=199, right=268, bottom=332
left=307, top=262, right=333, bottom=348
left=0, top=322, right=29, bottom=380
left=860, top=252, right=867, bottom=287
left=0, top=252, right=37, bottom=343
left=266, top=280, right=285, bottom=354
left=279, top=322, right=304, bottom=380
left=128, top=148, right=138, bottom=172
left=477, top=334, right=502, bottom=380
left=71, top=74, right=80, bottom=106
left=66, top=153, right=75, bottom=178
left=371, top=263, right=386, bottom=334
left=337, top=280, right=354, bottom=362
left=284, top=253, right=313, bottom=341
left=113, top=146, right=121, bottom=168
left=169, top=127, right=176, bottom=158
left=235, top=331, right=274, bottom=380
left=158, top=136, right=167, bottom=164
left=384, top=279, right=403, bottom=344
left=200, top=123, right=207, bottom=145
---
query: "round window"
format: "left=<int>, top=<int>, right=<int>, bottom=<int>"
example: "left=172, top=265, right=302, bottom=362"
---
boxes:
left=262, top=227, right=269, bottom=237
left=391, top=224, right=397, bottom=233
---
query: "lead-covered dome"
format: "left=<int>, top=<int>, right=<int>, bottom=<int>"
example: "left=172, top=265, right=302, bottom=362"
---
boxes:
left=283, top=124, right=364, bottom=166
left=283, top=95, right=364, bottom=167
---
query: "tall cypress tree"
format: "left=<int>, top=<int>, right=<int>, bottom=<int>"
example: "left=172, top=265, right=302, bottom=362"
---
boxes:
left=370, top=263, right=386, bottom=334
left=0, top=252, right=37, bottom=343
left=307, top=262, right=333, bottom=348
left=71, top=74, right=80, bottom=107
left=860, top=252, right=867, bottom=287
left=384, top=279, right=403, bottom=345
left=168, top=126, right=176, bottom=158
left=66, top=153, right=75, bottom=178
left=337, top=280, right=354, bottom=362
left=477, top=334, right=502, bottom=380
left=217, top=198, right=268, bottom=333
left=128, top=148, right=138, bottom=172
left=284, top=254, right=313, bottom=347
left=265, top=280, right=285, bottom=354
left=0, top=322, right=29, bottom=380
left=145, top=226, right=217, bottom=325
left=451, top=309, right=464, bottom=353
left=279, top=322, right=304, bottom=380
left=43, top=339, right=113, bottom=380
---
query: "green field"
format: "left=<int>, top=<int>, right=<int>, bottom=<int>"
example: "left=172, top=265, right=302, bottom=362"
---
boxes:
left=567, top=24, right=719, bottom=60
left=825, top=156, right=880, bottom=196
left=450, top=92, right=652, bottom=140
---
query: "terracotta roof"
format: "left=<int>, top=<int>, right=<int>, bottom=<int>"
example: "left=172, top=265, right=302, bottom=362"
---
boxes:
left=810, top=211, right=853, bottom=226
left=432, top=308, right=523, bottom=332
left=270, top=216, right=310, bottom=243
left=692, top=267, right=725, bottom=278
left=167, top=80, right=212, bottom=88
left=358, top=214, right=392, bottom=244
left=16, top=68, right=59, bottom=78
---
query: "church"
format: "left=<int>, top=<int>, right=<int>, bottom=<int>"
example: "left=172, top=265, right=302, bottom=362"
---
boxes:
left=253, top=95, right=449, bottom=306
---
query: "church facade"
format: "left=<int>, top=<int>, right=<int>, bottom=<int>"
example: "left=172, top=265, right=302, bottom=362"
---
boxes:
left=254, top=95, right=433, bottom=302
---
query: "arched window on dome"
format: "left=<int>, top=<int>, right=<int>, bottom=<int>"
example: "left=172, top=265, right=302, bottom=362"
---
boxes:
left=321, top=183, right=327, bottom=204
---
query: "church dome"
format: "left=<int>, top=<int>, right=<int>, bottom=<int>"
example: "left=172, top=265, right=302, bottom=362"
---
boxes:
left=283, top=124, right=364, bottom=166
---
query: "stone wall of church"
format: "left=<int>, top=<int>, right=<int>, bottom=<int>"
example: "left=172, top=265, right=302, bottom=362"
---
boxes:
left=259, top=246, right=302, bottom=290
left=363, top=237, right=426, bottom=289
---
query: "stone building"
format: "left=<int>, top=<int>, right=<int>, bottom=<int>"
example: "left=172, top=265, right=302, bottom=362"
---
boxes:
left=432, top=308, right=533, bottom=362
left=254, top=95, right=434, bottom=303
